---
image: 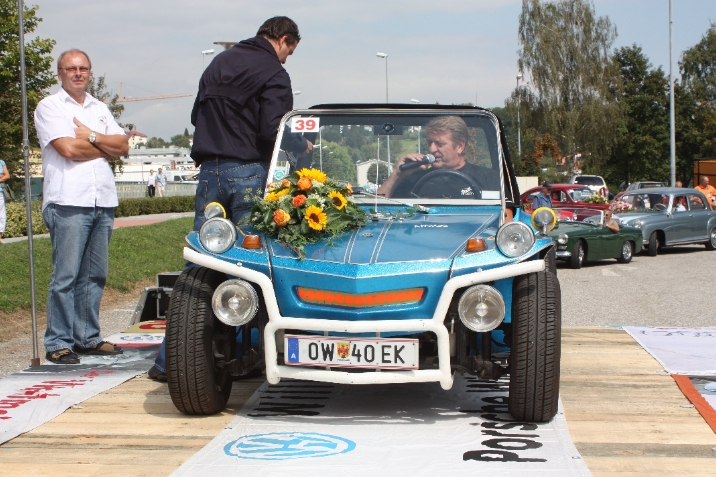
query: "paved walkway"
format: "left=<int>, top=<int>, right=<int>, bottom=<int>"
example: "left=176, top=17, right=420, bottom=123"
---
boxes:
left=3, top=212, right=194, bottom=244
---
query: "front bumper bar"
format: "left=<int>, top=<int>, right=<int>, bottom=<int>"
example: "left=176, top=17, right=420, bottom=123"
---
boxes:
left=184, top=247, right=545, bottom=390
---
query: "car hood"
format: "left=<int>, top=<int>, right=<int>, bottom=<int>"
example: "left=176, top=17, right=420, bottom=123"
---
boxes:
left=269, top=209, right=500, bottom=265
left=613, top=212, right=663, bottom=224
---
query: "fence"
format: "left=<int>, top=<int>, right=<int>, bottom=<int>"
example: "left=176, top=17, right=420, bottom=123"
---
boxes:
left=115, top=182, right=197, bottom=199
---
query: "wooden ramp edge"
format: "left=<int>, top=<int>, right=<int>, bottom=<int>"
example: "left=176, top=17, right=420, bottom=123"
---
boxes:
left=0, top=326, right=714, bottom=477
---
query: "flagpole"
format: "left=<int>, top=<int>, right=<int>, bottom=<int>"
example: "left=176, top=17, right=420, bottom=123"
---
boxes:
left=18, top=0, right=40, bottom=367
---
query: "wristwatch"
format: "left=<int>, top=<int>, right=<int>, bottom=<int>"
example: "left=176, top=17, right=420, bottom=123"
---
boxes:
left=88, top=131, right=97, bottom=144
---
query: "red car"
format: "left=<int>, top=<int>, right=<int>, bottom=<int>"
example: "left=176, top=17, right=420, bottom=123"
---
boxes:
left=521, top=184, right=611, bottom=219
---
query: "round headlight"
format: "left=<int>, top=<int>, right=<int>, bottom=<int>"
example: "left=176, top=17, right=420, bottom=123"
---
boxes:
left=199, top=217, right=237, bottom=253
left=496, top=221, right=535, bottom=258
left=631, top=219, right=642, bottom=228
left=458, top=285, right=506, bottom=332
left=212, top=279, right=259, bottom=326
left=557, top=233, right=568, bottom=245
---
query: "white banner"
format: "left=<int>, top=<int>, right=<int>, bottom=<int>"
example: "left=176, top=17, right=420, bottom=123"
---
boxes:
left=0, top=347, right=157, bottom=444
left=173, top=375, right=591, bottom=477
left=623, top=326, right=716, bottom=375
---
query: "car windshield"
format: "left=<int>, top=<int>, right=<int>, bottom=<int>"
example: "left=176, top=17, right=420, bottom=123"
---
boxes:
left=574, top=176, right=604, bottom=186
left=620, top=192, right=669, bottom=212
left=272, top=110, right=507, bottom=204
left=567, top=187, right=593, bottom=201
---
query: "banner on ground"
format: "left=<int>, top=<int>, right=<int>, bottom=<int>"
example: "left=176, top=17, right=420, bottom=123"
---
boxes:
left=172, top=375, right=591, bottom=477
left=623, top=326, right=716, bottom=375
left=0, top=346, right=157, bottom=445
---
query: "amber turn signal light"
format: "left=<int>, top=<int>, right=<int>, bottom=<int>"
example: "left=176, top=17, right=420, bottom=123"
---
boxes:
left=241, top=235, right=262, bottom=249
left=466, top=238, right=487, bottom=252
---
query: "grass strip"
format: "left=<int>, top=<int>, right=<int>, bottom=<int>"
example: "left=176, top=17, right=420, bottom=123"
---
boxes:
left=0, top=217, right=192, bottom=313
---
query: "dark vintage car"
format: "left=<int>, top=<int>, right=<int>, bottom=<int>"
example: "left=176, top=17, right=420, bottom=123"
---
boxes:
left=534, top=208, right=643, bottom=269
left=613, top=187, right=716, bottom=255
left=165, top=104, right=562, bottom=423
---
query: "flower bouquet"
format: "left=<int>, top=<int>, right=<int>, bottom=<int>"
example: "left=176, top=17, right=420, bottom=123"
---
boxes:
left=248, top=168, right=367, bottom=258
left=582, top=193, right=608, bottom=204
left=610, top=200, right=633, bottom=213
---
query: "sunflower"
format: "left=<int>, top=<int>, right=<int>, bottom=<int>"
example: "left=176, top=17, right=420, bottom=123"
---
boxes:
left=273, top=209, right=291, bottom=226
left=304, top=205, right=327, bottom=231
left=344, top=182, right=353, bottom=196
left=266, top=188, right=289, bottom=202
left=298, top=168, right=327, bottom=183
left=328, top=191, right=347, bottom=210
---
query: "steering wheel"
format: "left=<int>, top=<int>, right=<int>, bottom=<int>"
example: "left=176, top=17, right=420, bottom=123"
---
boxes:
left=653, top=203, right=667, bottom=211
left=411, top=169, right=482, bottom=199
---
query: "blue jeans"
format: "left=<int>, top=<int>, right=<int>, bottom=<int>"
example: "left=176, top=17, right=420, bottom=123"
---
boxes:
left=43, top=204, right=114, bottom=353
left=154, top=159, right=268, bottom=373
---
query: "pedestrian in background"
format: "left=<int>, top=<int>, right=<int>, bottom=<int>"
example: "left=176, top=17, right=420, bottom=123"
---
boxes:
left=147, top=169, right=156, bottom=197
left=149, top=16, right=312, bottom=382
left=695, top=176, right=716, bottom=208
left=675, top=181, right=683, bottom=187
left=155, top=167, right=167, bottom=197
left=34, top=48, right=129, bottom=364
left=532, top=181, right=553, bottom=210
left=0, top=160, right=9, bottom=244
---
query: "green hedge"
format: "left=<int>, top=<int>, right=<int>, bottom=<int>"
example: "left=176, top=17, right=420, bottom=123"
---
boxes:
left=3, top=196, right=195, bottom=238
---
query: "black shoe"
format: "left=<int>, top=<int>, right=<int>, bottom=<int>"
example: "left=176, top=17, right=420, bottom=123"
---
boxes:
left=46, top=349, right=80, bottom=364
left=148, top=365, right=167, bottom=382
left=74, top=340, right=123, bottom=356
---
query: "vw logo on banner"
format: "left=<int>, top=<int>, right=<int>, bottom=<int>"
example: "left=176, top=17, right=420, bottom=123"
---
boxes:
left=224, top=432, right=356, bottom=460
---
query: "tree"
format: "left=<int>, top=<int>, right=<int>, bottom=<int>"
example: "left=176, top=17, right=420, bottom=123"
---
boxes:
left=676, top=23, right=716, bottom=182
left=146, top=137, right=168, bottom=148
left=170, top=134, right=190, bottom=148
left=321, top=142, right=356, bottom=184
left=0, top=1, right=55, bottom=186
left=517, top=0, right=620, bottom=171
left=604, top=45, right=670, bottom=185
left=366, top=162, right=389, bottom=185
left=86, top=73, right=125, bottom=173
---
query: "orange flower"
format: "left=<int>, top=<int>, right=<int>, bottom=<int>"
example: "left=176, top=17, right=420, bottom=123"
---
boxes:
left=292, top=194, right=306, bottom=207
left=273, top=209, right=291, bottom=227
left=281, top=179, right=291, bottom=188
left=344, top=183, right=353, bottom=196
left=297, top=176, right=312, bottom=191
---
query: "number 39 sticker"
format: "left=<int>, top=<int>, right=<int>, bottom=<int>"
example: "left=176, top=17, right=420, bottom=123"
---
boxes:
left=291, top=117, right=320, bottom=133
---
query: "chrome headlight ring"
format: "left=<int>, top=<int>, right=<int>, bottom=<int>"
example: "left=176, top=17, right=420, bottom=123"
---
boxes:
left=199, top=217, right=238, bottom=254
left=212, top=279, right=259, bottom=327
left=557, top=233, right=569, bottom=245
left=458, top=284, right=506, bottom=332
left=496, top=221, right=535, bottom=258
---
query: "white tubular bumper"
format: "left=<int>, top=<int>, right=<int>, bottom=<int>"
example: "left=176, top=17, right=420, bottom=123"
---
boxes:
left=184, top=247, right=545, bottom=390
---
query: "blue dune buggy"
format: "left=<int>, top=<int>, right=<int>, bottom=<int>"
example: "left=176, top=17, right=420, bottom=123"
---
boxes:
left=166, top=105, right=561, bottom=422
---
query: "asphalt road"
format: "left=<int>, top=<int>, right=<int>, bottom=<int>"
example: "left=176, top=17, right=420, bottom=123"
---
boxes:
left=557, top=244, right=716, bottom=327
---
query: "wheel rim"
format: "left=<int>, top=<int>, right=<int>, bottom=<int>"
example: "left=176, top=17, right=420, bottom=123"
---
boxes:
left=711, top=229, right=716, bottom=247
left=622, top=242, right=632, bottom=260
left=578, top=244, right=584, bottom=265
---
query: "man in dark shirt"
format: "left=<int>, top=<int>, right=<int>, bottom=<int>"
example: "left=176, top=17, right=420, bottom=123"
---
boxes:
left=189, top=15, right=312, bottom=231
left=377, top=116, right=500, bottom=199
left=149, top=16, right=311, bottom=382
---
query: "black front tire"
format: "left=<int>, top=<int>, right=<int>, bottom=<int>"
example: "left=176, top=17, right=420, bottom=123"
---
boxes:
left=509, top=269, right=561, bottom=422
left=706, top=227, right=716, bottom=251
left=569, top=240, right=584, bottom=269
left=166, top=267, right=235, bottom=415
left=617, top=241, right=633, bottom=263
left=647, top=231, right=659, bottom=256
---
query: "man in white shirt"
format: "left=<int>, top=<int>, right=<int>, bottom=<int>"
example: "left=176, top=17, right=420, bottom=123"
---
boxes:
left=147, top=169, right=156, bottom=197
left=34, top=49, right=129, bottom=364
left=155, top=167, right=167, bottom=197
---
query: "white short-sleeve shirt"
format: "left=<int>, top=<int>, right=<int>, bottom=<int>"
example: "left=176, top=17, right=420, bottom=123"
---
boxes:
left=34, top=88, right=125, bottom=210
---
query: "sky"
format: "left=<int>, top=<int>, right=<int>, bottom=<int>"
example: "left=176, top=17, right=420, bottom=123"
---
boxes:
left=29, top=0, right=716, bottom=140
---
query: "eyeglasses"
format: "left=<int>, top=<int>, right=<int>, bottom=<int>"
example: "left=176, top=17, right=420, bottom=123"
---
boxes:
left=60, top=66, right=90, bottom=74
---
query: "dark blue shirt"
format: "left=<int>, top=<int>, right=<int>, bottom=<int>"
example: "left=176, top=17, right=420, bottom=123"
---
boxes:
left=190, top=36, right=307, bottom=165
left=532, top=191, right=553, bottom=209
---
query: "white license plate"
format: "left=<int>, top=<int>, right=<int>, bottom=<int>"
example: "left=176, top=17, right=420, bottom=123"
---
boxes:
left=284, top=335, right=419, bottom=370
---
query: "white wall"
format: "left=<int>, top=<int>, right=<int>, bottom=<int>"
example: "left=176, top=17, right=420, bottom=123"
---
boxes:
left=516, top=176, right=538, bottom=193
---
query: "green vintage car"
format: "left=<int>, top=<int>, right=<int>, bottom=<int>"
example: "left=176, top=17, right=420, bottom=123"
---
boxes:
left=534, top=208, right=643, bottom=269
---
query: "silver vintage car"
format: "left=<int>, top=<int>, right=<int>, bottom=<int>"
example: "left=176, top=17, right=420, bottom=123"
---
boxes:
left=613, top=187, right=716, bottom=255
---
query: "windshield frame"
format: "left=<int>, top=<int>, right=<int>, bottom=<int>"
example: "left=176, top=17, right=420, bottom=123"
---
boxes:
left=270, top=108, right=508, bottom=211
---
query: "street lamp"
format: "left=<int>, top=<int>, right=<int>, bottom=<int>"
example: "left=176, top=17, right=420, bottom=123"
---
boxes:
left=201, top=49, right=214, bottom=69
left=376, top=52, right=388, bottom=102
left=516, top=74, right=523, bottom=160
